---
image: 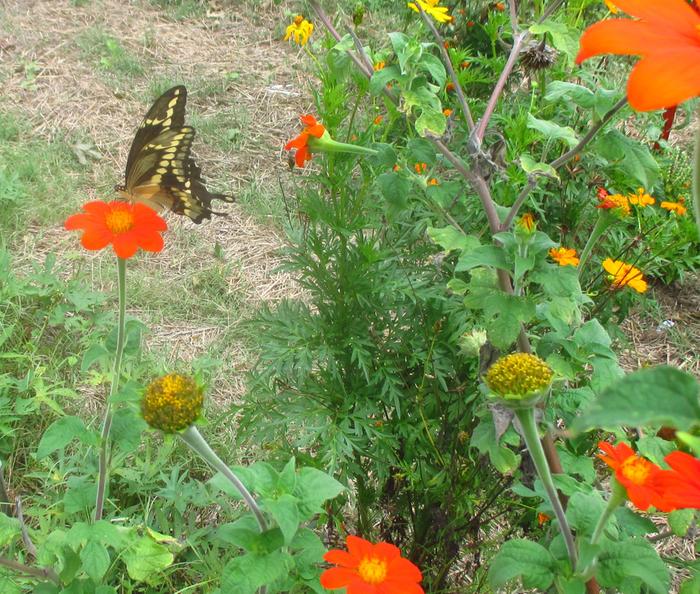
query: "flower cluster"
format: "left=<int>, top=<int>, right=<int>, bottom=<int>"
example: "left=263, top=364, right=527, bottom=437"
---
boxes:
left=284, top=15, right=314, bottom=46
left=485, top=353, right=553, bottom=405
left=142, top=374, right=204, bottom=433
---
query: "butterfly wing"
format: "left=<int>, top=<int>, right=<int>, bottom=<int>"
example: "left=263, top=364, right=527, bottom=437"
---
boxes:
left=122, top=86, right=234, bottom=223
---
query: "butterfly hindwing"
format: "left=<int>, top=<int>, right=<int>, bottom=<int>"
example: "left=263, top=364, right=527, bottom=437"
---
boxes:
left=120, top=85, right=234, bottom=223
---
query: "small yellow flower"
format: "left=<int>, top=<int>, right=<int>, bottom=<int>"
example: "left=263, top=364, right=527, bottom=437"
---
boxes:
left=549, top=247, right=580, bottom=267
left=602, top=258, right=648, bottom=293
left=485, top=353, right=553, bottom=404
left=442, top=108, right=453, bottom=116
left=428, top=177, right=439, bottom=185
left=603, top=0, right=618, bottom=13
left=660, top=198, right=687, bottom=216
left=628, top=188, right=655, bottom=207
left=407, top=0, right=452, bottom=24
left=373, top=61, right=386, bottom=71
left=142, top=374, right=204, bottom=433
left=284, top=15, right=314, bottom=46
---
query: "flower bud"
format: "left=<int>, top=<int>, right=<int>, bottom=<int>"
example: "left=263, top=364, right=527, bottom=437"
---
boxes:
left=485, top=353, right=553, bottom=408
left=142, top=374, right=204, bottom=433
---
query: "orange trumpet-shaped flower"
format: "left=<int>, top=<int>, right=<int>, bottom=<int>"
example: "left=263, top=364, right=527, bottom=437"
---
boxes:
left=321, top=535, right=424, bottom=594
left=597, top=441, right=672, bottom=511
left=284, top=114, right=326, bottom=168
left=65, top=201, right=167, bottom=259
left=657, top=451, right=700, bottom=510
left=576, top=0, right=700, bottom=111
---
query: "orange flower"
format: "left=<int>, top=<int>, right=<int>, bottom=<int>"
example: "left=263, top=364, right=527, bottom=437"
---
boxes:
left=374, top=115, right=383, bottom=125
left=660, top=198, right=687, bottom=215
left=596, top=192, right=630, bottom=216
left=393, top=164, right=401, bottom=172
left=414, top=162, right=428, bottom=174
left=549, top=247, right=580, bottom=267
left=518, top=212, right=536, bottom=233
left=321, top=535, right=425, bottom=594
left=597, top=441, right=671, bottom=511
left=467, top=19, right=476, bottom=27
left=657, top=451, right=700, bottom=510
left=494, top=1, right=506, bottom=11
left=428, top=177, right=439, bottom=185
left=284, top=114, right=326, bottom=168
left=446, top=81, right=455, bottom=93
left=602, top=258, right=648, bottom=293
left=628, top=188, right=655, bottom=207
left=603, top=0, right=618, bottom=13
left=65, top=201, right=167, bottom=259
left=442, top=108, right=453, bottom=116
left=537, top=512, right=551, bottom=525
left=576, top=0, right=700, bottom=111
left=460, top=60, right=471, bottom=69
left=373, top=61, right=386, bottom=71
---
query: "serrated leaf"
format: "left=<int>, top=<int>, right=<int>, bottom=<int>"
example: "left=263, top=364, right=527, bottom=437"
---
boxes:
left=545, top=81, right=595, bottom=108
left=80, top=540, right=110, bottom=582
left=377, top=172, right=409, bottom=211
left=527, top=114, right=578, bottom=148
left=415, top=106, right=446, bottom=137
left=529, top=20, right=578, bottom=63
left=0, top=512, right=20, bottom=547
left=488, top=539, right=555, bottom=590
left=122, top=534, right=174, bottom=582
left=427, top=226, right=480, bottom=253
left=596, top=129, right=659, bottom=188
left=597, top=539, right=669, bottom=594
left=264, top=494, right=299, bottom=544
left=456, top=245, right=509, bottom=272
left=37, top=416, right=98, bottom=459
left=418, top=52, right=446, bottom=88
left=295, top=467, right=345, bottom=512
left=669, top=509, right=695, bottom=537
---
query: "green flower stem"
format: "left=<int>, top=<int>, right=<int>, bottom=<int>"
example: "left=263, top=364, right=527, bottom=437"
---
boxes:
left=515, top=408, right=578, bottom=570
left=179, top=426, right=268, bottom=533
left=590, top=478, right=626, bottom=546
left=577, top=214, right=612, bottom=275
left=693, top=109, right=700, bottom=233
left=95, top=257, right=127, bottom=521
left=308, top=134, right=378, bottom=157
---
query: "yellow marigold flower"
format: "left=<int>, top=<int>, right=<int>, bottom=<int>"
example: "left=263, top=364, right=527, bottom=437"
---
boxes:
left=596, top=192, right=631, bottom=217
left=284, top=16, right=314, bottom=46
left=602, top=258, right=648, bottom=293
left=628, top=188, right=655, bottom=207
left=485, top=353, right=553, bottom=405
left=603, top=0, right=618, bottom=13
left=428, top=177, right=439, bottom=185
left=660, top=198, right=687, bottom=216
left=373, top=61, right=386, bottom=71
left=549, top=247, right=580, bottom=267
left=443, top=108, right=453, bottom=116
left=142, top=374, right=204, bottom=433
left=407, top=0, right=452, bottom=24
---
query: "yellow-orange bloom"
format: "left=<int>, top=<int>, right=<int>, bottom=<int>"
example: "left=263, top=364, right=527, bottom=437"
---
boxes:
left=576, top=0, right=700, bottom=111
left=414, top=162, right=428, bottom=174
left=660, top=199, right=687, bottom=215
left=549, top=247, right=580, bottom=267
left=407, top=0, right=452, bottom=24
left=428, top=177, right=439, bottom=186
left=373, top=61, right=386, bottom=71
left=628, top=188, right=655, bottom=207
left=518, top=213, right=536, bottom=233
left=603, top=0, right=618, bottom=13
left=284, top=15, right=314, bottom=46
left=602, top=258, right=648, bottom=293
left=443, top=108, right=453, bottom=116
left=373, top=115, right=383, bottom=125
left=596, top=192, right=631, bottom=216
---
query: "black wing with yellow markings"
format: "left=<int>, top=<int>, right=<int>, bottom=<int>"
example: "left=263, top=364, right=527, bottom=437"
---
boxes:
left=118, top=85, right=234, bottom=224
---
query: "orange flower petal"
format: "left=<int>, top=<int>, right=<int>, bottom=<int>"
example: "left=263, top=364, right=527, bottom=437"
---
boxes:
left=82, top=201, right=112, bottom=216
left=307, top=123, right=326, bottom=138
left=111, top=234, right=139, bottom=259
left=132, top=203, right=168, bottom=230
left=136, top=231, right=165, bottom=253
left=373, top=541, right=401, bottom=561
left=300, top=114, right=318, bottom=127
left=380, top=579, right=425, bottom=594
left=626, top=49, right=700, bottom=111
left=320, top=567, right=359, bottom=589
left=347, top=581, right=376, bottom=594
left=387, top=556, right=423, bottom=581
left=611, top=0, right=700, bottom=34
left=284, top=133, right=308, bottom=151
left=324, top=549, right=359, bottom=568
left=346, top=535, right=374, bottom=560
left=80, top=229, right=112, bottom=251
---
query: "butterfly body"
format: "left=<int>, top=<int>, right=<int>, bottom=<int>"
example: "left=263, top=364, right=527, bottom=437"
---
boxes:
left=117, top=86, right=233, bottom=223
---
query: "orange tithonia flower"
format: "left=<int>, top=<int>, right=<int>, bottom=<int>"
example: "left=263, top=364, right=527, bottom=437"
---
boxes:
left=517, top=212, right=536, bottom=233
left=537, top=512, right=551, bottom=525
left=660, top=198, right=687, bottom=215
left=596, top=192, right=630, bottom=216
left=494, top=1, right=506, bottom=11
left=627, top=187, right=655, bottom=207
left=65, top=201, right=167, bottom=260
left=428, top=177, right=439, bottom=186
left=597, top=441, right=672, bottom=511
left=657, top=451, right=700, bottom=510
left=576, top=0, right=700, bottom=111
left=446, top=81, right=456, bottom=92
left=602, top=258, right=648, bottom=293
left=373, top=115, right=383, bottom=125
left=321, top=535, right=425, bottom=594
left=284, top=114, right=326, bottom=168
left=549, top=247, right=580, bottom=267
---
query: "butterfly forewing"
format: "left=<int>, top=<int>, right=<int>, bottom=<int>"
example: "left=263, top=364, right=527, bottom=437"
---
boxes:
left=120, top=85, right=234, bottom=223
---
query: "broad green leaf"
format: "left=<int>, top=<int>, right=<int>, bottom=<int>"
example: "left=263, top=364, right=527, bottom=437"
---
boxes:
left=80, top=540, right=110, bottom=582
left=595, top=129, right=659, bottom=188
left=456, top=245, right=509, bottom=272
left=637, top=436, right=675, bottom=465
left=566, top=492, right=606, bottom=537
left=418, top=52, right=446, bottom=88
left=470, top=417, right=520, bottom=474
left=527, top=114, right=578, bottom=148
left=369, top=65, right=399, bottom=96
left=614, top=507, right=657, bottom=537
left=520, top=154, right=559, bottom=181
left=264, top=494, right=300, bottom=544
left=220, top=551, right=294, bottom=593
left=122, top=534, right=174, bottom=582
left=295, top=467, right=345, bottom=512
left=545, top=81, right=595, bottom=108
left=37, top=416, right=98, bottom=459
left=427, top=226, right=480, bottom=253
left=0, top=512, right=20, bottom=547
left=529, top=20, right=578, bottom=62
left=679, top=571, right=700, bottom=594
left=669, top=509, right=695, bottom=537
left=597, top=539, right=669, bottom=594
left=488, top=539, right=555, bottom=591
left=415, top=106, right=446, bottom=137
left=377, top=172, right=409, bottom=211
left=572, top=366, right=700, bottom=433
left=677, top=431, right=700, bottom=456
left=63, top=476, right=97, bottom=514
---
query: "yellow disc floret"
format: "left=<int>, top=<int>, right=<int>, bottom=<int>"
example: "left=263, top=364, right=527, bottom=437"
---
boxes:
left=142, top=374, right=204, bottom=433
left=485, top=353, right=553, bottom=402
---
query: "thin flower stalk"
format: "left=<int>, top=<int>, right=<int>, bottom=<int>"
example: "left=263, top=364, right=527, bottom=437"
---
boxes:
left=694, top=111, right=700, bottom=229
left=577, top=215, right=612, bottom=274
left=95, top=257, right=126, bottom=521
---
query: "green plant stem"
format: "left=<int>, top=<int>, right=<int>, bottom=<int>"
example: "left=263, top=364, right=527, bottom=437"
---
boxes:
left=515, top=408, right=578, bottom=570
left=693, top=109, right=700, bottom=234
left=95, top=257, right=127, bottom=522
left=577, top=215, right=611, bottom=275
left=0, top=556, right=60, bottom=585
left=179, top=426, right=267, bottom=533
left=590, top=478, right=626, bottom=545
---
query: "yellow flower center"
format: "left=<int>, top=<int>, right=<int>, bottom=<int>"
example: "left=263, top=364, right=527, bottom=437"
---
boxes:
left=105, top=209, right=134, bottom=234
left=485, top=353, right=553, bottom=398
left=358, top=556, right=388, bottom=585
left=142, top=373, right=204, bottom=433
left=620, top=455, right=652, bottom=485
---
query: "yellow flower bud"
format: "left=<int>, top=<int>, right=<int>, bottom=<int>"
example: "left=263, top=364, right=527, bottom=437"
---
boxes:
left=142, top=374, right=204, bottom=433
left=485, top=353, right=552, bottom=407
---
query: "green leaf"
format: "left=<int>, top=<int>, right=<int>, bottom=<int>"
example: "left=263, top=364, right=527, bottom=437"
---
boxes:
left=529, top=20, right=578, bottom=63
left=595, top=129, right=660, bottom=188
left=37, top=416, right=98, bottom=459
left=527, top=114, right=578, bottom=148
left=470, top=417, right=520, bottom=474
left=80, top=343, right=109, bottom=372
left=545, top=81, right=595, bottom=108
left=572, top=366, right=700, bottom=433
left=122, top=533, right=174, bottom=582
left=221, top=551, right=294, bottom=593
left=0, top=512, right=20, bottom=547
left=597, top=539, right=669, bottom=594
left=369, top=65, right=399, bottom=96
left=264, top=493, right=300, bottom=544
left=677, top=431, right=700, bottom=457
left=377, top=172, right=409, bottom=211
left=520, top=154, right=559, bottom=181
left=456, top=245, right=509, bottom=272
left=614, top=507, right=657, bottom=538
left=669, top=509, right=695, bottom=537
left=63, top=476, right=97, bottom=515
left=566, top=492, right=606, bottom=537
left=488, top=539, right=555, bottom=591
left=80, top=540, right=110, bottom=583
left=418, top=52, right=446, bottom=88
left=295, top=467, right=345, bottom=512
left=415, top=106, right=446, bottom=137
left=679, top=571, right=700, bottom=594
left=427, top=227, right=480, bottom=253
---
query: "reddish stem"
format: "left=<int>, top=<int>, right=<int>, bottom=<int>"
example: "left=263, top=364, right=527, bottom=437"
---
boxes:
left=653, top=105, right=677, bottom=151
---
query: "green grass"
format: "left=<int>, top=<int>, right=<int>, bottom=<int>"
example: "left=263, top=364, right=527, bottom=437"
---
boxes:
left=76, top=27, right=145, bottom=78
left=148, top=0, right=208, bottom=21
left=190, top=108, right=250, bottom=152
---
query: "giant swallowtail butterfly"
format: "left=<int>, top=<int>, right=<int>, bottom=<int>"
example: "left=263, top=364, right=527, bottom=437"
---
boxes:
left=116, top=86, right=234, bottom=223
